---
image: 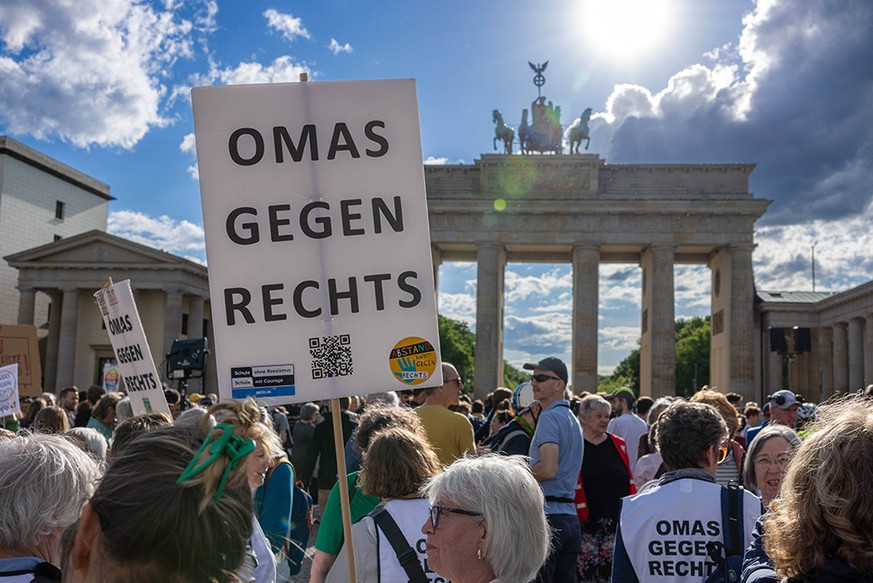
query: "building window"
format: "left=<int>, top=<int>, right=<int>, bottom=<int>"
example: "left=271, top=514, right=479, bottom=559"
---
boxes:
left=55, top=200, right=66, bottom=220
left=181, top=314, right=189, bottom=335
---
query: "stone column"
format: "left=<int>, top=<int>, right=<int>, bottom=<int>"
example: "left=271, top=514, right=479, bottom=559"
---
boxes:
left=729, top=245, right=756, bottom=398
left=848, top=317, right=864, bottom=390
left=189, top=295, right=205, bottom=338
left=56, top=287, right=79, bottom=388
left=818, top=326, right=833, bottom=401
left=16, top=285, right=36, bottom=325
left=164, top=289, right=184, bottom=358
left=572, top=244, right=600, bottom=392
left=44, top=291, right=62, bottom=391
left=832, top=322, right=848, bottom=392
left=865, top=316, right=873, bottom=386
left=766, top=350, right=783, bottom=392
left=473, top=243, right=505, bottom=400
left=641, top=245, right=675, bottom=397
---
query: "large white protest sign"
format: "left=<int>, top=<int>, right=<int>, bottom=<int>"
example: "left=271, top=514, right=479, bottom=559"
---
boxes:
left=94, top=280, right=171, bottom=416
left=193, top=79, right=442, bottom=404
left=0, top=364, right=20, bottom=418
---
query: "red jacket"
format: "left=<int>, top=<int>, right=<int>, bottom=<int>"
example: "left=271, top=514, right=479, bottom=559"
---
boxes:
left=574, top=433, right=636, bottom=523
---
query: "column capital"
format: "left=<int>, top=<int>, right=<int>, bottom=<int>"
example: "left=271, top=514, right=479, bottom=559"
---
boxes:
left=476, top=241, right=506, bottom=252
left=729, top=243, right=757, bottom=253
left=572, top=242, right=601, bottom=251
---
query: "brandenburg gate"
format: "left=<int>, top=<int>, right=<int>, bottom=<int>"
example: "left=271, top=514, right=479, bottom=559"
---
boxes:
left=425, top=155, right=770, bottom=400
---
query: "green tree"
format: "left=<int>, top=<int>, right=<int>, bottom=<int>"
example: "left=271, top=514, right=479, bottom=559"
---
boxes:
left=675, top=316, right=711, bottom=397
left=437, top=315, right=528, bottom=395
left=503, top=361, right=527, bottom=389
left=599, top=347, right=640, bottom=393
left=437, top=315, right=475, bottom=386
left=598, top=316, right=710, bottom=396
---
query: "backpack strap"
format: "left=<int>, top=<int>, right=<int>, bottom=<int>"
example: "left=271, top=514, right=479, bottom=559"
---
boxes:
left=704, top=481, right=745, bottom=583
left=371, top=509, right=428, bottom=583
left=724, top=481, right=744, bottom=555
left=0, top=562, right=63, bottom=582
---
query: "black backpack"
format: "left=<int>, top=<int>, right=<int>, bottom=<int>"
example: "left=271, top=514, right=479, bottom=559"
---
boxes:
left=704, top=481, right=745, bottom=583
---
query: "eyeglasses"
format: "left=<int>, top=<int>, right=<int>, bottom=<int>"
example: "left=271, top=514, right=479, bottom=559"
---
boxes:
left=717, top=446, right=729, bottom=463
left=753, top=455, right=791, bottom=468
left=445, top=378, right=463, bottom=386
left=531, top=373, right=561, bottom=383
left=428, top=505, right=482, bottom=528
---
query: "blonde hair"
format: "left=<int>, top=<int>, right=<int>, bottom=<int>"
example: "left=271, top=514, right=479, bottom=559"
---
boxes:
left=764, top=397, right=873, bottom=578
left=691, top=388, right=739, bottom=437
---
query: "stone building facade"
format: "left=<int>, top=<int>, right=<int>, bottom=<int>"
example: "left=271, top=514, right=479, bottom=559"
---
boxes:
left=758, top=283, right=873, bottom=402
left=0, top=136, right=111, bottom=326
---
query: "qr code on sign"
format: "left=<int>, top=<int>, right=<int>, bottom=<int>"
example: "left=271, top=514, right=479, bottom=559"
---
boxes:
left=309, top=334, right=353, bottom=380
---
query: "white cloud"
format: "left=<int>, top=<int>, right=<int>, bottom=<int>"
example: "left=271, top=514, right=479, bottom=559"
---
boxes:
left=195, top=56, right=310, bottom=86
left=595, top=0, right=873, bottom=226
left=424, top=156, right=449, bottom=165
left=107, top=210, right=205, bottom=258
left=327, top=38, right=353, bottom=55
left=263, top=9, right=310, bottom=42
left=437, top=292, right=476, bottom=328
left=0, top=0, right=213, bottom=148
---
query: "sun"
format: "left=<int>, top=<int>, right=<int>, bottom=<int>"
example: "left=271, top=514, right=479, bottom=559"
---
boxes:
left=578, top=0, right=674, bottom=62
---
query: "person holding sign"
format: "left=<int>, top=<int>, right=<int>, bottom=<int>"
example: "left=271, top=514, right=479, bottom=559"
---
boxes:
left=326, top=426, right=440, bottom=583
left=612, top=401, right=763, bottom=582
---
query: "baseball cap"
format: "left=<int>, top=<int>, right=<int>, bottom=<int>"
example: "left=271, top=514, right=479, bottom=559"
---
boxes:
left=523, top=357, right=568, bottom=384
left=769, top=390, right=797, bottom=409
left=612, top=386, right=636, bottom=401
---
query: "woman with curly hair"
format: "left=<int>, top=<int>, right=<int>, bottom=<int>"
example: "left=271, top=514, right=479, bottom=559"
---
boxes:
left=763, top=397, right=873, bottom=581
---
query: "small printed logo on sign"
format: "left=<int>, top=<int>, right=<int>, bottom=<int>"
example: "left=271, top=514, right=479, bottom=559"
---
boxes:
left=230, top=364, right=296, bottom=399
left=389, top=337, right=437, bottom=385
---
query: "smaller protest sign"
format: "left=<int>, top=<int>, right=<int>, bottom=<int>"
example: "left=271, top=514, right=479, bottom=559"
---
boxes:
left=0, top=364, right=19, bottom=418
left=103, top=362, right=121, bottom=392
left=94, top=279, right=171, bottom=417
left=0, top=325, right=42, bottom=396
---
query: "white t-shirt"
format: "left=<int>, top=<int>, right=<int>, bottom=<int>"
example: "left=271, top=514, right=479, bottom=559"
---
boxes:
left=607, top=413, right=648, bottom=463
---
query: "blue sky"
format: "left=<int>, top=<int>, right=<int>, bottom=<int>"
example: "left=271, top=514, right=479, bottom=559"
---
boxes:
left=2, top=0, right=872, bottom=382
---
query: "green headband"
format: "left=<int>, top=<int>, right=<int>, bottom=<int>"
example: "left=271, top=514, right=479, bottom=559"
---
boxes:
left=177, top=423, right=256, bottom=502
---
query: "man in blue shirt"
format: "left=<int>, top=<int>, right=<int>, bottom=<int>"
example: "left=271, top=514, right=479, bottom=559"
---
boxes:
left=526, top=357, right=584, bottom=583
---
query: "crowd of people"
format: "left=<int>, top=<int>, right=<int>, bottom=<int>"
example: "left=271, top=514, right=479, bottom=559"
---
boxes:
left=3, top=362, right=873, bottom=583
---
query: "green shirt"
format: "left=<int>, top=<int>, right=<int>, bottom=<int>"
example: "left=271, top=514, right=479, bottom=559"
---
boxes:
left=315, top=470, right=381, bottom=555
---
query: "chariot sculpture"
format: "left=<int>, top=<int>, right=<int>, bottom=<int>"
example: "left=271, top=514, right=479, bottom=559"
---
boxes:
left=491, top=61, right=593, bottom=155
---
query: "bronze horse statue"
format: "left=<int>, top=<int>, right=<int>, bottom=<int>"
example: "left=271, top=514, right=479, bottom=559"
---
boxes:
left=518, top=109, right=530, bottom=154
left=568, top=108, right=593, bottom=153
left=492, top=109, right=514, bottom=154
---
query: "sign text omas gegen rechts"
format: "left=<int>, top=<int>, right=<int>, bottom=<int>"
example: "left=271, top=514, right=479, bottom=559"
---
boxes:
left=219, top=120, right=424, bottom=327
left=195, top=79, right=442, bottom=403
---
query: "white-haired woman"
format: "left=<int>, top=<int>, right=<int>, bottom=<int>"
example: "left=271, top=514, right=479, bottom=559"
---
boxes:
left=0, top=433, right=101, bottom=580
left=420, top=455, right=550, bottom=583
left=576, top=395, right=636, bottom=582
left=742, top=423, right=800, bottom=506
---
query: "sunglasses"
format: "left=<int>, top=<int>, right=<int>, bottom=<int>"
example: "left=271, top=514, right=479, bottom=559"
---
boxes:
left=428, top=505, right=482, bottom=528
left=717, top=446, right=729, bottom=463
left=531, top=373, right=561, bottom=383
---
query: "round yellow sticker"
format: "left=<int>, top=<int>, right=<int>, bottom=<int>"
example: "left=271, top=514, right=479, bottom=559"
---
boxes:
left=389, top=337, right=437, bottom=385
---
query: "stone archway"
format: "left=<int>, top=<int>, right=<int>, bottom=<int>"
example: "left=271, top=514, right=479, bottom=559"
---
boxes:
left=425, top=154, right=770, bottom=400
